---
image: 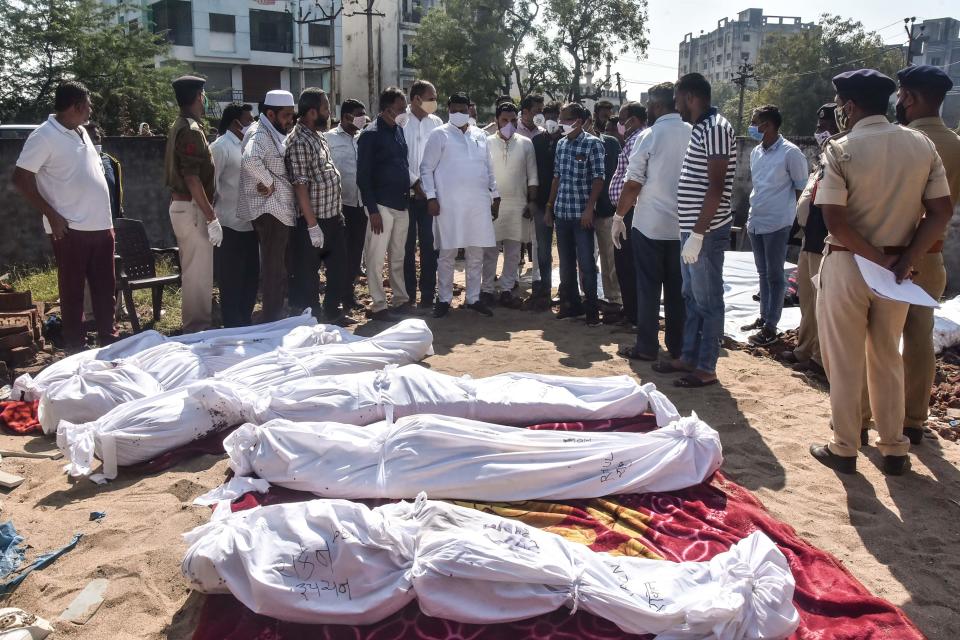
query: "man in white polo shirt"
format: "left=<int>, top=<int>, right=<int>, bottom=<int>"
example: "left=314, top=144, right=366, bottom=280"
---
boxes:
left=12, top=80, right=117, bottom=352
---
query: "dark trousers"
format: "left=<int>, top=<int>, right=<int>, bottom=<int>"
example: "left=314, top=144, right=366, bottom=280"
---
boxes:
left=632, top=229, right=684, bottom=358
left=252, top=213, right=289, bottom=323
left=403, top=197, right=438, bottom=304
left=216, top=227, right=260, bottom=327
left=51, top=229, right=116, bottom=349
left=614, top=209, right=638, bottom=324
left=532, top=203, right=554, bottom=296
left=555, top=218, right=597, bottom=311
left=343, top=205, right=367, bottom=304
left=289, top=216, right=350, bottom=318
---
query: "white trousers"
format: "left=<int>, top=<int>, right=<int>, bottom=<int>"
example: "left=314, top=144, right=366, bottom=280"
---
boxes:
left=481, top=240, right=522, bottom=294
left=364, top=206, right=409, bottom=312
left=438, top=247, right=484, bottom=304
left=169, top=200, right=213, bottom=333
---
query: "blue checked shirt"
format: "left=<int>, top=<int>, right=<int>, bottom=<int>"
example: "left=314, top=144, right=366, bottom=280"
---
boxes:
left=552, top=131, right=606, bottom=220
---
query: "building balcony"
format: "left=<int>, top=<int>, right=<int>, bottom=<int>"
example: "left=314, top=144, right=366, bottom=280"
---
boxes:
left=401, top=9, right=422, bottom=24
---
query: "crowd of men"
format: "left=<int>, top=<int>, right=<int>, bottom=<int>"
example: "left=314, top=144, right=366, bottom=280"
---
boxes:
left=10, top=62, right=959, bottom=479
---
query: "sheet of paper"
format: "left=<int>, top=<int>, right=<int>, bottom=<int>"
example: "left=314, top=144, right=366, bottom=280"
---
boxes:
left=854, top=255, right=940, bottom=308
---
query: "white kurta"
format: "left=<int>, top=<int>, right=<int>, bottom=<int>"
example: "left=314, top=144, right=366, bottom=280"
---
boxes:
left=420, top=123, right=499, bottom=250
left=487, top=133, right=537, bottom=243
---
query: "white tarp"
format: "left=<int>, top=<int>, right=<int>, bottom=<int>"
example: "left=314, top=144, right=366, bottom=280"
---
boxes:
left=182, top=495, right=799, bottom=639
left=216, top=413, right=722, bottom=500
left=934, top=295, right=960, bottom=354
left=56, top=321, right=435, bottom=478
left=15, top=313, right=318, bottom=404
left=722, top=252, right=801, bottom=343
left=249, top=364, right=679, bottom=428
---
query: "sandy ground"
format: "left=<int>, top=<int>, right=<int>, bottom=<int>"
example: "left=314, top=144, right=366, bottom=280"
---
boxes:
left=2, top=262, right=960, bottom=638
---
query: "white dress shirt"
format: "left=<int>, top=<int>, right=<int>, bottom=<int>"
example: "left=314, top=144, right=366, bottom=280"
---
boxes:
left=324, top=125, right=361, bottom=207
left=625, top=113, right=692, bottom=241
left=402, top=108, right=443, bottom=187
left=209, top=130, right=251, bottom=231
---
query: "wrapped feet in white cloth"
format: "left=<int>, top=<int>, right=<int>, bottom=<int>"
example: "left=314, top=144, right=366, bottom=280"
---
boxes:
left=181, top=495, right=800, bottom=638
left=219, top=413, right=722, bottom=500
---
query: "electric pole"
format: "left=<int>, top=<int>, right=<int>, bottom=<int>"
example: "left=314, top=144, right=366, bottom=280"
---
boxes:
left=292, top=0, right=343, bottom=105
left=615, top=72, right=623, bottom=104
left=904, top=17, right=926, bottom=65
left=732, top=56, right=756, bottom=136
left=347, top=0, right=385, bottom=111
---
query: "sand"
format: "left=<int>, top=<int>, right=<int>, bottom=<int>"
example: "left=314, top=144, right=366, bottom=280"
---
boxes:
left=2, top=285, right=959, bottom=638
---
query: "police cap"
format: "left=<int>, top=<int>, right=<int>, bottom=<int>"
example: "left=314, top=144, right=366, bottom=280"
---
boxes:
left=896, top=64, right=954, bottom=94
left=832, top=69, right=896, bottom=101
left=817, top=103, right=837, bottom=120
left=171, top=75, right=206, bottom=91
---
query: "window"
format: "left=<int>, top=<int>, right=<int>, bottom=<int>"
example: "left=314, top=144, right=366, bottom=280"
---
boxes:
left=250, top=9, right=292, bottom=53
left=402, top=44, right=413, bottom=68
left=193, top=64, right=233, bottom=101
left=309, top=23, right=331, bottom=47
left=151, top=0, right=193, bottom=46
left=742, top=33, right=751, bottom=41
left=209, top=13, right=235, bottom=33
left=930, top=56, right=942, bottom=66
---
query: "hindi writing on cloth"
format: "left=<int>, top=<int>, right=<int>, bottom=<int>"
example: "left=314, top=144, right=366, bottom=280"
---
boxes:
left=215, top=413, right=722, bottom=501
left=181, top=495, right=800, bottom=639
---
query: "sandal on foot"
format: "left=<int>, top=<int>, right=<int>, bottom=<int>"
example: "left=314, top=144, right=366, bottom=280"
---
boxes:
left=617, top=346, right=657, bottom=361
left=652, top=361, right=689, bottom=374
left=673, top=374, right=719, bottom=388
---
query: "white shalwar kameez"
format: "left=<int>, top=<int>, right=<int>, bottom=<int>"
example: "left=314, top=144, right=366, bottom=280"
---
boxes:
left=420, top=123, right=499, bottom=304
left=483, top=132, right=537, bottom=294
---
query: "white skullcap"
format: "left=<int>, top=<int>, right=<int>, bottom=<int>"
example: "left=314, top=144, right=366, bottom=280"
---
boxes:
left=263, top=90, right=295, bottom=107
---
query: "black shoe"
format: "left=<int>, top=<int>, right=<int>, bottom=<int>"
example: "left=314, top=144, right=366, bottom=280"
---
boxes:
left=392, top=302, right=417, bottom=317
left=466, top=301, right=493, bottom=317
left=499, top=291, right=521, bottom=309
left=556, top=305, right=584, bottom=320
left=323, top=313, right=356, bottom=327
left=860, top=428, right=869, bottom=447
left=479, top=291, right=497, bottom=307
left=882, top=455, right=909, bottom=476
left=748, top=326, right=779, bottom=346
left=550, top=296, right=561, bottom=307
left=370, top=309, right=401, bottom=322
left=809, top=444, right=857, bottom=474
left=740, top=317, right=763, bottom=332
left=432, top=301, right=450, bottom=318
left=903, top=427, right=924, bottom=445
left=523, top=293, right=551, bottom=311
left=585, top=311, right=602, bottom=327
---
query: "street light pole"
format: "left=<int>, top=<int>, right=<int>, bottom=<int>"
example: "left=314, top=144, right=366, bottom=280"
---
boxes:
left=904, top=17, right=926, bottom=66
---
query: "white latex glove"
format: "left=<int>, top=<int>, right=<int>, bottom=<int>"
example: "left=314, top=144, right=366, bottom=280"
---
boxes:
left=307, top=224, right=324, bottom=248
left=681, top=232, right=704, bottom=264
left=207, top=219, right=223, bottom=247
left=611, top=215, right=627, bottom=250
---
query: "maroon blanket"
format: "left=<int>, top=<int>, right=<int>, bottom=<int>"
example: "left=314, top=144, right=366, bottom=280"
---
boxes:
left=180, top=416, right=923, bottom=639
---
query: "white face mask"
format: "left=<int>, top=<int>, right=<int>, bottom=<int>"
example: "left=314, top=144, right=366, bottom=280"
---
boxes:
left=421, top=100, right=438, bottom=115
left=545, top=119, right=559, bottom=134
left=95, top=144, right=103, bottom=154
left=394, top=112, right=409, bottom=128
left=560, top=122, right=578, bottom=135
left=499, top=122, right=516, bottom=139
left=814, top=130, right=831, bottom=146
left=352, top=115, right=369, bottom=130
left=449, top=112, right=471, bottom=128
left=532, top=113, right=545, bottom=127
left=241, top=124, right=251, bottom=136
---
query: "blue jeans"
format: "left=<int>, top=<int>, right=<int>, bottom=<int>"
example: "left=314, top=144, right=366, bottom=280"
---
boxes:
left=748, top=226, right=791, bottom=330
left=632, top=230, right=684, bottom=358
left=555, top=218, right=597, bottom=311
left=403, top=197, right=438, bottom=304
left=680, top=222, right=731, bottom=374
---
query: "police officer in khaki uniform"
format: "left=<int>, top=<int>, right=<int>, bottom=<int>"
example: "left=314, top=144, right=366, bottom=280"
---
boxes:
left=164, top=75, right=222, bottom=333
left=810, top=69, right=953, bottom=476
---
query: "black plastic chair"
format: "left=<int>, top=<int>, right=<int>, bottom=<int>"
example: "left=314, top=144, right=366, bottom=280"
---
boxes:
left=113, top=218, right=181, bottom=332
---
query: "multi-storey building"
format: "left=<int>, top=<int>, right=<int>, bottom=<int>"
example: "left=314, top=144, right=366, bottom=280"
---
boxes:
left=678, top=8, right=814, bottom=84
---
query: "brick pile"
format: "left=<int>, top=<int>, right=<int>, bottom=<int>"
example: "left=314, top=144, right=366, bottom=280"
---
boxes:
left=0, top=289, right=44, bottom=369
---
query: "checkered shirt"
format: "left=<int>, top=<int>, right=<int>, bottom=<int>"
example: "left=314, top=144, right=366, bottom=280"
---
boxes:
left=608, top=127, right=642, bottom=205
left=552, top=131, right=606, bottom=220
left=284, top=123, right=343, bottom=220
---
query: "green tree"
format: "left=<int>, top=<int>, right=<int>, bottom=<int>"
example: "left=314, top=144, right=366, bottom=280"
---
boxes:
left=750, top=15, right=902, bottom=135
left=0, top=0, right=182, bottom=134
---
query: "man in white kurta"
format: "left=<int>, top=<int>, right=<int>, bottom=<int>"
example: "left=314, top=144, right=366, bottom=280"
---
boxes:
left=483, top=103, right=538, bottom=307
left=420, top=93, right=501, bottom=318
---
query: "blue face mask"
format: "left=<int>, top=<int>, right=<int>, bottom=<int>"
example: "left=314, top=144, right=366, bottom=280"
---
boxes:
left=747, top=125, right=763, bottom=141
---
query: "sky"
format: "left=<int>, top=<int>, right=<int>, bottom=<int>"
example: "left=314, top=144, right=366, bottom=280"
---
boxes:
left=610, top=0, right=959, bottom=98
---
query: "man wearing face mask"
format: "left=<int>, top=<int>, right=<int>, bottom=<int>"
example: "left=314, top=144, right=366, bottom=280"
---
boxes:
left=781, top=103, right=838, bottom=376
left=525, top=102, right=563, bottom=310
left=420, top=92, right=501, bottom=318
left=285, top=88, right=352, bottom=326
left=357, top=87, right=412, bottom=321
left=402, top=80, right=444, bottom=310
left=809, top=69, right=953, bottom=476
left=483, top=102, right=538, bottom=308
left=239, top=89, right=304, bottom=323
left=545, top=102, right=607, bottom=327
left=518, top=94, right=545, bottom=139
left=210, top=102, right=257, bottom=327
left=325, top=99, right=369, bottom=310
left=742, top=104, right=809, bottom=346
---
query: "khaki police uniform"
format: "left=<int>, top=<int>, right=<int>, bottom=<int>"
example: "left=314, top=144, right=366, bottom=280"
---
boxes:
left=164, top=113, right=216, bottom=333
left=814, top=115, right=951, bottom=457
left=794, top=172, right=822, bottom=366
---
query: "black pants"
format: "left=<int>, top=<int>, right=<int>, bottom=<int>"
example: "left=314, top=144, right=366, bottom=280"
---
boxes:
left=343, top=205, right=367, bottom=303
left=216, top=227, right=260, bottom=327
left=614, top=209, right=637, bottom=324
left=632, top=229, right=684, bottom=358
left=403, top=197, right=438, bottom=304
left=252, top=213, right=290, bottom=324
left=289, top=216, right=349, bottom=318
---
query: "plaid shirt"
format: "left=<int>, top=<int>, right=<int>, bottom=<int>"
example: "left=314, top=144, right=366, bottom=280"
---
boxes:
left=284, top=123, right=342, bottom=220
left=552, top=131, right=606, bottom=220
left=608, top=127, right=643, bottom=206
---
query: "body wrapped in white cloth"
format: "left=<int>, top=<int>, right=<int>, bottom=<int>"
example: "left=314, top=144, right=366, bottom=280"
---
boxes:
left=181, top=495, right=800, bottom=639
left=219, top=413, right=722, bottom=500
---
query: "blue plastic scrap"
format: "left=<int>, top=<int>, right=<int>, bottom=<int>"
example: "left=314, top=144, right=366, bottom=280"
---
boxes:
left=0, top=522, right=83, bottom=597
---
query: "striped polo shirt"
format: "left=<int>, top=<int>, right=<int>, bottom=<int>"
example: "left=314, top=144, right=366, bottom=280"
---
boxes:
left=677, top=108, right=737, bottom=232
